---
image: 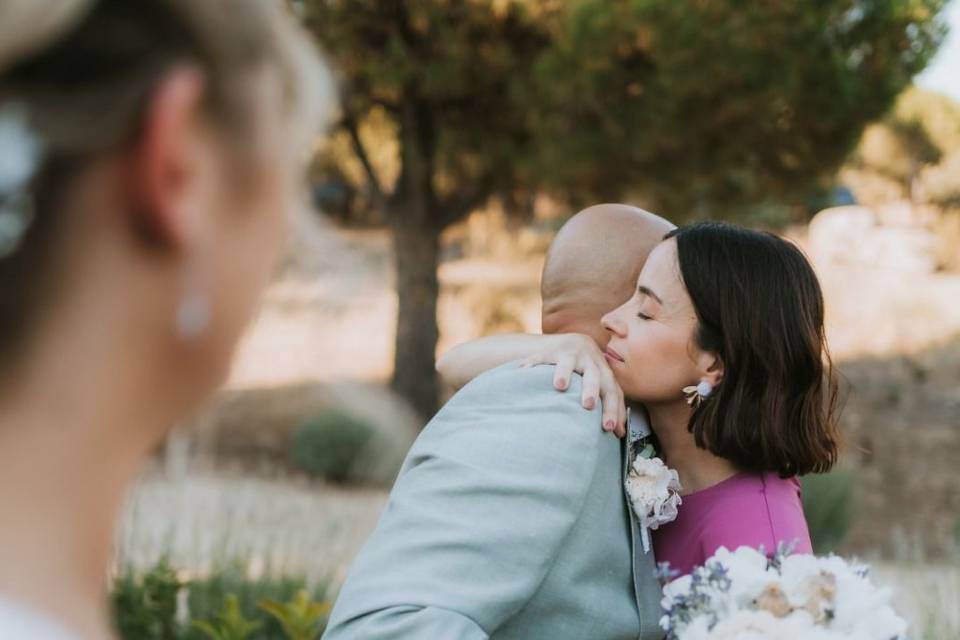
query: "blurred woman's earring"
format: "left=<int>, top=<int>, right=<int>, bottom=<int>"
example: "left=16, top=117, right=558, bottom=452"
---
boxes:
left=0, top=102, right=43, bottom=258
left=683, top=380, right=714, bottom=409
left=175, top=252, right=210, bottom=339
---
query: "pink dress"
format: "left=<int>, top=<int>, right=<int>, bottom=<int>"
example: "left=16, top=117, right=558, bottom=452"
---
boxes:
left=652, top=471, right=812, bottom=576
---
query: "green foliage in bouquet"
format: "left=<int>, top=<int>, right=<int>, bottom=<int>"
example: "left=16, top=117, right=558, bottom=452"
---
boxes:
left=289, top=411, right=376, bottom=484
left=801, top=469, right=854, bottom=553
left=112, top=558, right=181, bottom=640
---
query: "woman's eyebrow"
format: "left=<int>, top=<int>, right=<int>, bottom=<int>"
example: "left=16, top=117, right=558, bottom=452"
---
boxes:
left=638, top=285, right=663, bottom=305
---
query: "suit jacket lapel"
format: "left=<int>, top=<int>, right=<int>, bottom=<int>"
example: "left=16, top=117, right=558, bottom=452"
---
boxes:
left=624, top=404, right=662, bottom=639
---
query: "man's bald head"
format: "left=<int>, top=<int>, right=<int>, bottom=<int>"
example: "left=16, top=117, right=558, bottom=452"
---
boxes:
left=541, top=204, right=675, bottom=345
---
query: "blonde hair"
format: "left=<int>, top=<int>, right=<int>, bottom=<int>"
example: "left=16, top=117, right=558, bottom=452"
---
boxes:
left=0, top=0, right=335, bottom=362
left=0, top=1, right=97, bottom=75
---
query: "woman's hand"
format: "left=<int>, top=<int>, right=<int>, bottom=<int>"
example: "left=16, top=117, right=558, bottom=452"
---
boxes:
left=519, top=333, right=627, bottom=438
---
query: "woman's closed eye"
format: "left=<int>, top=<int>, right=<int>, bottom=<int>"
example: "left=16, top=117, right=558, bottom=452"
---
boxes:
left=637, top=311, right=652, bottom=320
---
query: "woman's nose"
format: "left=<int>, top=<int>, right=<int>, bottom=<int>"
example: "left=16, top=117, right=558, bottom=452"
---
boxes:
left=601, top=307, right=626, bottom=337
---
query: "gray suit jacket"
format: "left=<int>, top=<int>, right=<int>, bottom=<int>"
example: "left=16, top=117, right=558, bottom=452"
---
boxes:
left=323, top=363, right=664, bottom=639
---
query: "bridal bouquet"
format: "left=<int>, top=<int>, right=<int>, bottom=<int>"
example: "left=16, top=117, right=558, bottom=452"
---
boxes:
left=659, top=545, right=908, bottom=640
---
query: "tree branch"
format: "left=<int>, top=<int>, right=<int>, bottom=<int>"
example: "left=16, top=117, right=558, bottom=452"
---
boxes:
left=340, top=111, right=388, bottom=211
left=392, top=0, right=421, bottom=52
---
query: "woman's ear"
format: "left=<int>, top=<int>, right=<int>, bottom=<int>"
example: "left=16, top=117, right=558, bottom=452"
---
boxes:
left=127, top=66, right=206, bottom=250
left=698, top=351, right=725, bottom=387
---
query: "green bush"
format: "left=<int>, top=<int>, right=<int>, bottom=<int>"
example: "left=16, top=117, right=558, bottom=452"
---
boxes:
left=258, top=591, right=331, bottom=640
left=112, top=558, right=181, bottom=640
left=289, top=411, right=376, bottom=484
left=112, top=559, right=330, bottom=640
left=184, top=563, right=328, bottom=640
left=191, top=595, right=261, bottom=640
left=801, top=470, right=854, bottom=554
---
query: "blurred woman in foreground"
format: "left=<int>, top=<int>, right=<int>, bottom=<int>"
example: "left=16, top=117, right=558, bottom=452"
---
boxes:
left=0, top=1, right=332, bottom=637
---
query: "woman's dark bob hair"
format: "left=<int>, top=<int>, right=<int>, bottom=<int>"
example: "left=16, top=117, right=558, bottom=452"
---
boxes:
left=666, top=222, right=841, bottom=477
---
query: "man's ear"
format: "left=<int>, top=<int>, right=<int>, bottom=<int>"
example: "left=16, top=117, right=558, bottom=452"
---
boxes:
left=127, top=66, right=206, bottom=250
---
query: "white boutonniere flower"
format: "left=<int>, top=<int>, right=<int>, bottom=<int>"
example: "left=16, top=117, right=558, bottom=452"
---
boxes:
left=625, top=442, right=682, bottom=553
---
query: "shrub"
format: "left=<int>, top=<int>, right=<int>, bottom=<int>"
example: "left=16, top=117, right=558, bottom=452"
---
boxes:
left=113, top=558, right=331, bottom=640
left=288, top=406, right=414, bottom=487
left=801, top=469, right=854, bottom=554
left=112, top=558, right=181, bottom=640
left=259, top=590, right=331, bottom=640
left=191, top=595, right=261, bottom=640
left=191, top=590, right=331, bottom=640
left=184, top=562, right=328, bottom=640
left=289, top=411, right=376, bottom=484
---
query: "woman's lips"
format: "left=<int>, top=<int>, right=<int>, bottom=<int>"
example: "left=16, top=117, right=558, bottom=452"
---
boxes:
left=604, top=346, right=625, bottom=363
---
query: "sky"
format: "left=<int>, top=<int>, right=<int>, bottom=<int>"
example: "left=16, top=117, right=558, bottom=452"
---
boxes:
left=917, top=0, right=960, bottom=101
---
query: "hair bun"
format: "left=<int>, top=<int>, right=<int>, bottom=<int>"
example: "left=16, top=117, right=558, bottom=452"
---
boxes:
left=0, top=0, right=96, bottom=75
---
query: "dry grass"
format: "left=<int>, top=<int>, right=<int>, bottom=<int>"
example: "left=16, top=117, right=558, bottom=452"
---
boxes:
left=873, top=564, right=960, bottom=639
left=116, top=469, right=388, bottom=586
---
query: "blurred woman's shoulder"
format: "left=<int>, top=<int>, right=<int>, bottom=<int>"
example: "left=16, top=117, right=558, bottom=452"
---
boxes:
left=0, top=597, right=78, bottom=640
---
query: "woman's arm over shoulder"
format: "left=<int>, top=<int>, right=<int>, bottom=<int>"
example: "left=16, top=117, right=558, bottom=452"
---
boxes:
left=436, top=334, right=557, bottom=390
left=436, top=332, right=627, bottom=436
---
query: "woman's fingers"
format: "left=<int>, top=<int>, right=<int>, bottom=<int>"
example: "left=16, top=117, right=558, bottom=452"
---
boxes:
left=580, top=362, right=600, bottom=410
left=600, top=388, right=619, bottom=434
left=615, top=385, right=627, bottom=438
left=530, top=336, right=624, bottom=435
left=597, top=365, right=626, bottom=437
left=553, top=353, right=577, bottom=391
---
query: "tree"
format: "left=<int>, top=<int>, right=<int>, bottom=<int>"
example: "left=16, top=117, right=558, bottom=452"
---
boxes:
left=529, top=0, right=947, bottom=216
left=300, top=0, right=946, bottom=420
left=301, top=1, right=555, bottom=419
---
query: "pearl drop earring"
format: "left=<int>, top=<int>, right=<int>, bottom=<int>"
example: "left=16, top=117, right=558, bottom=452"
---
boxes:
left=175, top=239, right=210, bottom=339
left=176, top=290, right=210, bottom=339
left=683, top=380, right=714, bottom=409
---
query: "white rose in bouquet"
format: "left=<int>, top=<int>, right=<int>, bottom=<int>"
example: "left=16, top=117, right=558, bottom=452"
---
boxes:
left=659, top=545, right=908, bottom=640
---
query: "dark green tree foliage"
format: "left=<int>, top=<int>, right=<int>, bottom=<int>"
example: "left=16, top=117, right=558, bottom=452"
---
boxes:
left=534, top=0, right=947, bottom=214
left=301, top=0, right=946, bottom=418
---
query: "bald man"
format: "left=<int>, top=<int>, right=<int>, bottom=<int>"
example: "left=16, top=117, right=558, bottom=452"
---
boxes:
left=324, top=205, right=674, bottom=640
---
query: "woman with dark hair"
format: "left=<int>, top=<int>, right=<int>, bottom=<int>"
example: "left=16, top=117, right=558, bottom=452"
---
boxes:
left=0, top=0, right=332, bottom=637
left=438, top=221, right=841, bottom=576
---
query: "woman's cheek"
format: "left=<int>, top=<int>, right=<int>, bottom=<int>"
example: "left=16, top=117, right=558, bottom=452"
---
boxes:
left=623, top=327, right=689, bottom=401
left=621, top=327, right=658, bottom=396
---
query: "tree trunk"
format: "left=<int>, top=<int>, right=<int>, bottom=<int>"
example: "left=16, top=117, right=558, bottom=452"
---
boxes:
left=390, top=216, right=441, bottom=421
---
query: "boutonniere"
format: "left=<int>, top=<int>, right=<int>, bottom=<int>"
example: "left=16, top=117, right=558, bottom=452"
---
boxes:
left=625, top=439, right=682, bottom=553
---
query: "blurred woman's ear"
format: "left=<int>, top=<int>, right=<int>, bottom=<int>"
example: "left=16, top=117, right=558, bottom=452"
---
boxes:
left=130, top=66, right=207, bottom=252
